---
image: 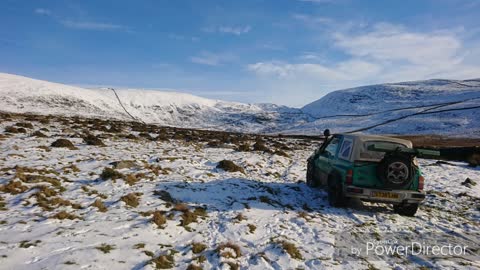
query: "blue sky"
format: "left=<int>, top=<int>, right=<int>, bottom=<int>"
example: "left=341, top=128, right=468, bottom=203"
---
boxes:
left=1, top=0, right=480, bottom=107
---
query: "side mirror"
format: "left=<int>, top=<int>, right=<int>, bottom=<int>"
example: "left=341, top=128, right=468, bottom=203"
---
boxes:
left=323, top=129, right=331, bottom=138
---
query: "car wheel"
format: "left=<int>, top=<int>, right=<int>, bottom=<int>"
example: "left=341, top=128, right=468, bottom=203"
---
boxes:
left=393, top=203, right=419, bottom=217
left=306, top=159, right=319, bottom=187
left=377, top=154, right=414, bottom=189
left=327, top=176, right=346, bottom=207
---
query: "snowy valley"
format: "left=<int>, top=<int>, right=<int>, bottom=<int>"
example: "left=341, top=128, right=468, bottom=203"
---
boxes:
left=0, top=113, right=479, bottom=269
left=0, top=73, right=479, bottom=269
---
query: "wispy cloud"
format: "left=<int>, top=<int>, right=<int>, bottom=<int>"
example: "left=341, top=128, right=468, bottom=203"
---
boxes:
left=61, top=20, right=129, bottom=31
left=34, top=8, right=51, bottom=16
left=248, top=22, right=480, bottom=101
left=292, top=14, right=332, bottom=25
left=297, top=0, right=333, bottom=3
left=191, top=51, right=236, bottom=66
left=202, top=26, right=251, bottom=35
left=248, top=60, right=380, bottom=81
left=168, top=34, right=199, bottom=42
left=333, top=23, right=462, bottom=66
left=33, top=8, right=129, bottom=32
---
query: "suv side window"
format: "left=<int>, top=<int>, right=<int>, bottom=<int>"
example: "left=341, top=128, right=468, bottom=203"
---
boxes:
left=323, top=137, right=340, bottom=158
left=338, top=138, right=354, bottom=161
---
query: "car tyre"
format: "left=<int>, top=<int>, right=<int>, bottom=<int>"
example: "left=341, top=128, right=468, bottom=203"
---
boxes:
left=327, top=176, right=346, bottom=207
left=393, top=203, right=419, bottom=217
left=377, top=154, right=414, bottom=189
left=306, top=159, right=319, bottom=187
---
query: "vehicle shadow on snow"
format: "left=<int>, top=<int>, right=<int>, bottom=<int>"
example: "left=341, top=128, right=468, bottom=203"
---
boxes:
left=155, top=178, right=394, bottom=216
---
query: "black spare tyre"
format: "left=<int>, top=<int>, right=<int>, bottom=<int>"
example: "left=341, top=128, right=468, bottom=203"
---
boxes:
left=377, top=153, right=413, bottom=189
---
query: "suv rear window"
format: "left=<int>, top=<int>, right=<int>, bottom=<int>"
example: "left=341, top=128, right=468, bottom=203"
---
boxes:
left=359, top=141, right=408, bottom=161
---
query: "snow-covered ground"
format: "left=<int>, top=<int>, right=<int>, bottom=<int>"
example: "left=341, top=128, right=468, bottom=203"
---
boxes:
left=0, top=114, right=479, bottom=269
left=1, top=72, right=479, bottom=136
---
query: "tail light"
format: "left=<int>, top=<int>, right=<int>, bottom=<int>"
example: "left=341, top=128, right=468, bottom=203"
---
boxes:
left=418, top=175, right=424, bottom=191
left=345, top=169, right=353, bottom=185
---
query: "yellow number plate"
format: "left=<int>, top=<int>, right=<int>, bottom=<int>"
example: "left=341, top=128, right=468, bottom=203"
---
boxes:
left=372, top=191, right=400, bottom=199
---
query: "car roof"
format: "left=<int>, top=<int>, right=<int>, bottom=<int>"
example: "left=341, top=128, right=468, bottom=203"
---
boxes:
left=335, top=133, right=413, bottom=148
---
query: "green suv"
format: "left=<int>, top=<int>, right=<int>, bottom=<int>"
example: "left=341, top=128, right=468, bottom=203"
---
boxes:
left=306, top=130, right=438, bottom=216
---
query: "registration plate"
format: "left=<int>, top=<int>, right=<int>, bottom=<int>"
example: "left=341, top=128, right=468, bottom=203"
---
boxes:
left=371, top=191, right=400, bottom=199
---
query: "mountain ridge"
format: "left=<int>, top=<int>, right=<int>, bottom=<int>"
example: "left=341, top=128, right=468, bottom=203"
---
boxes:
left=1, top=72, right=479, bottom=136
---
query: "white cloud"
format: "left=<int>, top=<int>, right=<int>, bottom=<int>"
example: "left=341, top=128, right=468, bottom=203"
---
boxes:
left=219, top=26, right=251, bottom=35
left=249, top=23, right=480, bottom=81
left=334, top=23, right=462, bottom=66
left=61, top=20, right=128, bottom=31
left=247, top=22, right=480, bottom=105
left=248, top=59, right=380, bottom=81
left=202, top=26, right=251, bottom=35
left=292, top=14, right=332, bottom=25
left=34, top=8, right=51, bottom=15
left=191, top=51, right=236, bottom=66
left=168, top=34, right=199, bottom=42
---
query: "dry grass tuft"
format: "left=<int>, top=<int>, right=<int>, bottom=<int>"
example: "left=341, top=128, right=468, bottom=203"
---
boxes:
left=152, top=211, right=167, bottom=228
left=120, top=193, right=140, bottom=208
left=0, top=181, right=28, bottom=194
left=15, top=122, right=34, bottom=129
left=62, top=164, right=80, bottom=174
left=96, top=243, right=116, bottom=254
left=91, top=199, right=108, bottom=212
left=193, top=207, right=208, bottom=218
left=153, top=190, right=176, bottom=203
left=133, top=243, right=145, bottom=249
left=216, top=160, right=245, bottom=174
left=216, top=242, right=242, bottom=258
left=35, top=193, right=81, bottom=211
left=191, top=242, right=207, bottom=254
left=37, top=145, right=51, bottom=152
left=236, top=143, right=251, bottom=152
left=151, top=252, right=175, bottom=269
left=223, top=262, right=239, bottom=270
left=124, top=174, right=139, bottom=186
left=0, top=196, right=6, bottom=211
left=193, top=255, right=206, bottom=263
left=247, top=224, right=257, bottom=234
left=273, top=150, right=290, bottom=158
left=180, top=210, right=197, bottom=227
left=83, top=134, right=105, bottom=146
left=100, top=167, right=124, bottom=181
left=253, top=141, right=270, bottom=152
left=172, top=203, right=189, bottom=212
left=19, top=240, right=41, bottom=248
left=5, top=126, right=26, bottom=133
left=51, top=139, right=77, bottom=150
left=278, top=241, right=303, bottom=260
left=186, top=264, right=203, bottom=270
left=51, top=211, right=80, bottom=220
left=233, top=213, right=246, bottom=222
left=297, top=211, right=311, bottom=221
left=32, top=130, right=47, bottom=138
left=144, top=250, right=155, bottom=257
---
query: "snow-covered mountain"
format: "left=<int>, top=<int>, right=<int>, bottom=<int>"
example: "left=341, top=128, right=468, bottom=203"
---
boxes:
left=0, top=73, right=309, bottom=133
left=293, top=79, right=480, bottom=136
left=0, top=72, right=479, bottom=136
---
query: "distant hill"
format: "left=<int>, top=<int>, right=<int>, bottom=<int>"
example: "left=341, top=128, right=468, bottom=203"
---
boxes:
left=1, top=72, right=479, bottom=136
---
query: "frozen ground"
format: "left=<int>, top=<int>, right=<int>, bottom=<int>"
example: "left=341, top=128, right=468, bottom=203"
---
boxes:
left=0, top=114, right=479, bottom=269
